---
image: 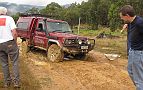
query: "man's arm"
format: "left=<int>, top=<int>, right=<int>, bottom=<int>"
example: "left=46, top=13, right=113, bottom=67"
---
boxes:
left=9, top=16, right=17, bottom=41
left=11, top=28, right=18, bottom=41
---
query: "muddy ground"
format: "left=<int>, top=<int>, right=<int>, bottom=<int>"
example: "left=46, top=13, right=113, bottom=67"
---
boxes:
left=22, top=49, right=135, bottom=90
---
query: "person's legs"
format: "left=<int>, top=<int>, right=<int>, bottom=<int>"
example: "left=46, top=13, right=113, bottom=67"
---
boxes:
left=8, top=40, right=20, bottom=87
left=128, top=50, right=135, bottom=85
left=132, top=51, right=143, bottom=90
left=0, top=50, right=11, bottom=87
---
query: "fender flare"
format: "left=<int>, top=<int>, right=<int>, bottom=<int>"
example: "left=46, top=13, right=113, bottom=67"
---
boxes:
left=48, top=39, right=62, bottom=47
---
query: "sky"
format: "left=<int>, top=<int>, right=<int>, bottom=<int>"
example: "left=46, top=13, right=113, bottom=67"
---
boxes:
left=0, top=0, right=88, bottom=6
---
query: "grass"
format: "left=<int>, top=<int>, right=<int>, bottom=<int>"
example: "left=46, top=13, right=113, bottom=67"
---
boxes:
left=74, top=27, right=128, bottom=58
left=73, top=27, right=125, bottom=37
left=95, top=37, right=127, bottom=58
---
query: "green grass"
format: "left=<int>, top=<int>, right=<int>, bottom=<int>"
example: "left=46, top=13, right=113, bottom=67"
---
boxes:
left=74, top=27, right=128, bottom=58
left=95, top=37, right=127, bottom=58
left=73, top=27, right=127, bottom=37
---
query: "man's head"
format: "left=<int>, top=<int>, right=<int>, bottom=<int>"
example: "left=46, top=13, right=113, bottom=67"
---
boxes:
left=119, top=5, right=135, bottom=23
left=0, top=6, right=7, bottom=15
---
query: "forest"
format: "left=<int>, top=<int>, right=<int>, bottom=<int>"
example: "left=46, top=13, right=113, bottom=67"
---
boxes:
left=13, top=0, right=143, bottom=31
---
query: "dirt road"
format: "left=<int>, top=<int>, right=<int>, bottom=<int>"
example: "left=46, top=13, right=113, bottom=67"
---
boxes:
left=21, top=50, right=135, bottom=90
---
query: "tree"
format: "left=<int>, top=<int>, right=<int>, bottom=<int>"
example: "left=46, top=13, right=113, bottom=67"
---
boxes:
left=26, top=7, right=40, bottom=14
left=40, top=2, right=63, bottom=19
left=63, top=3, right=80, bottom=28
left=108, top=0, right=125, bottom=32
left=12, top=12, right=20, bottom=22
left=80, top=1, right=91, bottom=24
left=97, top=0, right=110, bottom=26
left=88, top=0, right=101, bottom=30
left=16, top=0, right=143, bottom=31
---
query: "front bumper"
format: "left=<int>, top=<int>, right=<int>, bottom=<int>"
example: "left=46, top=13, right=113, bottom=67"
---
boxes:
left=62, top=44, right=95, bottom=54
left=62, top=38, right=95, bottom=54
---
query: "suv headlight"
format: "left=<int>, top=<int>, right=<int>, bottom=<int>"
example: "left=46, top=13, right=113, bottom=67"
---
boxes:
left=64, top=39, right=72, bottom=44
left=78, top=39, right=82, bottom=44
left=87, top=40, right=90, bottom=44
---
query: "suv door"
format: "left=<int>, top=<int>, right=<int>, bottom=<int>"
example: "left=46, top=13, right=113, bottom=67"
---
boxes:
left=33, top=19, right=48, bottom=49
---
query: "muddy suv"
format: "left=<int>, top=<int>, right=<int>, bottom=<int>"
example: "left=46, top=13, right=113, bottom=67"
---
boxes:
left=16, top=14, right=95, bottom=62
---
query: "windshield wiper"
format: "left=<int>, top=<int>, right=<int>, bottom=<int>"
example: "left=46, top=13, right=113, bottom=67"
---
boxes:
left=62, top=31, right=71, bottom=33
left=52, top=30, right=62, bottom=32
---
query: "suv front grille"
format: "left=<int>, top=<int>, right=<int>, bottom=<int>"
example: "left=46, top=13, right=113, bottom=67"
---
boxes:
left=64, top=39, right=77, bottom=45
left=64, top=39, right=87, bottom=46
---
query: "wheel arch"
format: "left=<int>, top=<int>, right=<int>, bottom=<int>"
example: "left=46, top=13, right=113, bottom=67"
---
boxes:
left=48, top=39, right=62, bottom=47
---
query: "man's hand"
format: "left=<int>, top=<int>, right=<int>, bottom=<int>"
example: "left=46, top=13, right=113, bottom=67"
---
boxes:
left=120, top=29, right=124, bottom=34
left=121, top=24, right=128, bottom=34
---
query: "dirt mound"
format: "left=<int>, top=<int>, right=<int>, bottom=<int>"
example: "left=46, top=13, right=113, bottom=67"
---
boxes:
left=96, top=32, right=120, bottom=39
left=20, top=50, right=135, bottom=90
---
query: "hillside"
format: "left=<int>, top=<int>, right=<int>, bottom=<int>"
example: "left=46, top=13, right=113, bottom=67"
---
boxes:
left=0, top=2, right=44, bottom=14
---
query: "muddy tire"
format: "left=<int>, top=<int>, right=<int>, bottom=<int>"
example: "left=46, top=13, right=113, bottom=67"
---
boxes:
left=21, top=40, right=30, bottom=57
left=47, top=44, right=64, bottom=62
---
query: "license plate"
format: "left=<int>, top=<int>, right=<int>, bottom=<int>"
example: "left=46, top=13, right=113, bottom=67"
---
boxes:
left=81, top=46, right=88, bottom=49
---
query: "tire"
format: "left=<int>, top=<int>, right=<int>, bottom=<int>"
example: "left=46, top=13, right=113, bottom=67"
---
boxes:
left=47, top=44, right=64, bottom=62
left=21, top=40, right=30, bottom=57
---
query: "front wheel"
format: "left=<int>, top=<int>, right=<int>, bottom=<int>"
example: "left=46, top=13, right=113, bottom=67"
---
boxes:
left=47, top=44, right=64, bottom=62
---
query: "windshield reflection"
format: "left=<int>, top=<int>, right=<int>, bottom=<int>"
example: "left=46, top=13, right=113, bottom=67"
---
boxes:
left=47, top=22, right=72, bottom=33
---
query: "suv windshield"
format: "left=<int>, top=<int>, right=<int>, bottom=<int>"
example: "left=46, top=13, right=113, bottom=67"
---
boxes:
left=47, top=22, right=72, bottom=33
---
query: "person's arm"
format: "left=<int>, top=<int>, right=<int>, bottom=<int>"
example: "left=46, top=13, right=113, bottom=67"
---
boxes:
left=11, top=29, right=18, bottom=41
left=9, top=16, right=17, bottom=41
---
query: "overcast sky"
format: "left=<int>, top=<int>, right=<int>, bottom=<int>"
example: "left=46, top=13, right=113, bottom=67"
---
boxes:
left=0, top=0, right=88, bottom=6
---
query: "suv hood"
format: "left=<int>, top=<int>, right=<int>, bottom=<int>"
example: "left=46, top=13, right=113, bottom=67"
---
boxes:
left=48, top=32, right=87, bottom=40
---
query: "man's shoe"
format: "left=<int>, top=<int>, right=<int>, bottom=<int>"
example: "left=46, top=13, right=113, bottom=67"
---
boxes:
left=14, top=81, right=20, bottom=88
left=14, top=84, right=20, bottom=88
left=4, top=82, right=11, bottom=88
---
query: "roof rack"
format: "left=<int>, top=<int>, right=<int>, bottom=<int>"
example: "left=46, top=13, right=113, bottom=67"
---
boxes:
left=19, top=13, right=53, bottom=17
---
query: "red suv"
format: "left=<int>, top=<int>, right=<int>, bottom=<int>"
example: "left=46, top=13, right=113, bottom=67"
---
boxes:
left=16, top=14, right=95, bottom=62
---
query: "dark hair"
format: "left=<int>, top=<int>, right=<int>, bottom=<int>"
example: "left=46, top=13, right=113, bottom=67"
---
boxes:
left=119, top=5, right=135, bottom=17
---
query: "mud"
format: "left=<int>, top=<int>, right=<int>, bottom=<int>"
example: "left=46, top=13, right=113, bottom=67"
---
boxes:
left=21, top=50, right=135, bottom=90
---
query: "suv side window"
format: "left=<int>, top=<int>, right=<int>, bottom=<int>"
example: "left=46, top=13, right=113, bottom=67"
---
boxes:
left=37, top=21, right=45, bottom=32
left=17, top=22, right=29, bottom=30
left=38, top=23, right=43, bottom=31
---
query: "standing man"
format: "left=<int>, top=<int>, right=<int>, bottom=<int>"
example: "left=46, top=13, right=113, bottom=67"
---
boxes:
left=0, top=7, right=20, bottom=88
left=119, top=5, right=143, bottom=90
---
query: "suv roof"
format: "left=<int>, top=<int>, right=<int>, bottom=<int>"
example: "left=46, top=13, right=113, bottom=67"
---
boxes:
left=19, top=13, right=66, bottom=22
